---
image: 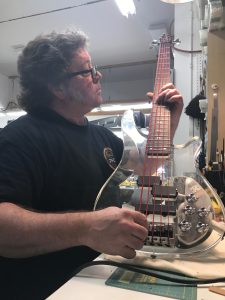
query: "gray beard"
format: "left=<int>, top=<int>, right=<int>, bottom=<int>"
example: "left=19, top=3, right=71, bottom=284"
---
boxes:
left=69, top=90, right=86, bottom=105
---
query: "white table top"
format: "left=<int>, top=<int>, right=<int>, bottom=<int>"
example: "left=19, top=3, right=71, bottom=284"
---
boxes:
left=47, top=260, right=225, bottom=300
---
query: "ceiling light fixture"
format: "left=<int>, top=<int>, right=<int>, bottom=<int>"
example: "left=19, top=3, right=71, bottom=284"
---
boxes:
left=114, top=0, right=136, bottom=17
left=160, top=0, right=193, bottom=3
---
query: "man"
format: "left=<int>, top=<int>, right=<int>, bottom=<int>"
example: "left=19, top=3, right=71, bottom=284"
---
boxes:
left=0, top=30, right=183, bottom=299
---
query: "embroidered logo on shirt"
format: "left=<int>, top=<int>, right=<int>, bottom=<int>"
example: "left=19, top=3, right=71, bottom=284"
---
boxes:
left=103, top=147, right=117, bottom=170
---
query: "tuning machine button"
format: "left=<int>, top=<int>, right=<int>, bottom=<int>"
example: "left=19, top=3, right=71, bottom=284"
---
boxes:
left=186, top=193, right=198, bottom=203
left=184, top=205, right=196, bottom=215
left=179, top=220, right=192, bottom=232
left=197, top=207, right=210, bottom=217
left=196, top=222, right=209, bottom=233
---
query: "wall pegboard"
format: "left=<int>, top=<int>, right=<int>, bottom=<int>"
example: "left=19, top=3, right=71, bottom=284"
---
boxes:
left=192, top=52, right=204, bottom=96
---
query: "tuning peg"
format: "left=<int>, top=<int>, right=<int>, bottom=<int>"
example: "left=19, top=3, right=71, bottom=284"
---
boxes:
left=173, top=38, right=181, bottom=45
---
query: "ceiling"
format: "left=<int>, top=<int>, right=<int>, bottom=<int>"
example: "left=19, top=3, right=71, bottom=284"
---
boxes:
left=0, top=0, right=174, bottom=82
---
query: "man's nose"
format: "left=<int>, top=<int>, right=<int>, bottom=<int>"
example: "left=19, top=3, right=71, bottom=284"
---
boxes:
left=93, top=70, right=102, bottom=83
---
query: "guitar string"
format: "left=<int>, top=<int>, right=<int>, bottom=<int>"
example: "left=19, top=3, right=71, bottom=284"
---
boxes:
left=159, top=40, right=167, bottom=241
left=145, top=40, right=162, bottom=241
left=156, top=39, right=168, bottom=243
left=141, top=35, right=172, bottom=244
left=152, top=42, right=164, bottom=241
left=143, top=36, right=164, bottom=241
left=140, top=36, right=161, bottom=240
left=163, top=38, right=173, bottom=244
left=152, top=36, right=167, bottom=242
left=164, top=39, right=173, bottom=244
left=158, top=38, right=168, bottom=242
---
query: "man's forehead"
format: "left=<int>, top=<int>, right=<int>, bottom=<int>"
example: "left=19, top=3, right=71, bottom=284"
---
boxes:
left=73, top=48, right=91, bottom=65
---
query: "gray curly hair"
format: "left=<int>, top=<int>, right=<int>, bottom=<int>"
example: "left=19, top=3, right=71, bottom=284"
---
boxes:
left=17, top=30, right=88, bottom=113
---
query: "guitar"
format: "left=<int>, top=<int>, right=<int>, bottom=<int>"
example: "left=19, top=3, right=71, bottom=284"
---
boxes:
left=94, top=34, right=225, bottom=258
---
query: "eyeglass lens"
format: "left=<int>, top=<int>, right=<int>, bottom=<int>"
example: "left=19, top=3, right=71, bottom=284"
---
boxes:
left=91, top=66, right=99, bottom=82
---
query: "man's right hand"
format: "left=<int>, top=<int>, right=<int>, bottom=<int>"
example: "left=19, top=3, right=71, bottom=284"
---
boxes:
left=0, top=203, right=148, bottom=259
left=84, top=207, right=148, bottom=259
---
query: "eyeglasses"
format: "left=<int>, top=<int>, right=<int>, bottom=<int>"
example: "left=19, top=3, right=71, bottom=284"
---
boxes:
left=67, top=65, right=99, bottom=82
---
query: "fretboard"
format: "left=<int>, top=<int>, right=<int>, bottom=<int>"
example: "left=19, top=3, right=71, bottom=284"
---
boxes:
left=147, top=105, right=171, bottom=157
left=147, top=34, right=172, bottom=157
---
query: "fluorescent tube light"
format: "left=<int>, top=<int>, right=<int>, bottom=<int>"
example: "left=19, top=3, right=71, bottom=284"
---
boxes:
left=91, top=102, right=152, bottom=113
left=5, top=110, right=27, bottom=117
left=160, top=0, right=193, bottom=3
left=114, top=0, right=136, bottom=17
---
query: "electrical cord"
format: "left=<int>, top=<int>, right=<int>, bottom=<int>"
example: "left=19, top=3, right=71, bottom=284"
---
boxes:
left=173, top=46, right=202, bottom=54
left=72, top=259, right=225, bottom=285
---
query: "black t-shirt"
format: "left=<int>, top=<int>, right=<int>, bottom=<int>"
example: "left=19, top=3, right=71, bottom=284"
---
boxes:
left=0, top=108, right=123, bottom=300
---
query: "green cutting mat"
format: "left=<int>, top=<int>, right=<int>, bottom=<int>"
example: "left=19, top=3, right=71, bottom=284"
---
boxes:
left=105, top=268, right=197, bottom=300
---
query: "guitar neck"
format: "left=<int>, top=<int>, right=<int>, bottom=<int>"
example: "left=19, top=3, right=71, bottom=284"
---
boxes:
left=147, top=34, right=172, bottom=157
left=147, top=105, right=171, bottom=157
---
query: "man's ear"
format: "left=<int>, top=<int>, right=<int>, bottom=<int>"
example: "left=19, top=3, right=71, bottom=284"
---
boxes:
left=48, top=83, right=66, bottom=100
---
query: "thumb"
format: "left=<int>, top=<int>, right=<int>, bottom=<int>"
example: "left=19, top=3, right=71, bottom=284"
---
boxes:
left=146, top=92, right=153, bottom=103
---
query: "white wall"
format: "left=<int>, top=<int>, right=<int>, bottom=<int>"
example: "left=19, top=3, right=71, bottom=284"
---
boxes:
left=101, top=78, right=153, bottom=102
left=0, top=75, right=24, bottom=128
left=0, top=73, right=10, bottom=108
left=0, top=75, right=21, bottom=109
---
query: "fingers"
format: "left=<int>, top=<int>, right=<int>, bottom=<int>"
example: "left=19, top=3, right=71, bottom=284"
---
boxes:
left=157, top=88, right=178, bottom=104
left=132, top=210, right=148, bottom=228
left=119, top=228, right=147, bottom=259
left=130, top=211, right=148, bottom=241
left=162, top=89, right=182, bottom=103
left=120, top=246, right=136, bottom=259
left=159, top=82, right=175, bottom=92
left=167, top=94, right=184, bottom=112
left=119, top=239, right=144, bottom=259
left=130, top=233, right=146, bottom=249
left=146, top=83, right=183, bottom=109
left=90, top=207, right=148, bottom=260
left=121, top=209, right=148, bottom=253
left=146, top=91, right=154, bottom=103
left=122, top=210, right=148, bottom=236
left=156, top=84, right=183, bottom=110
